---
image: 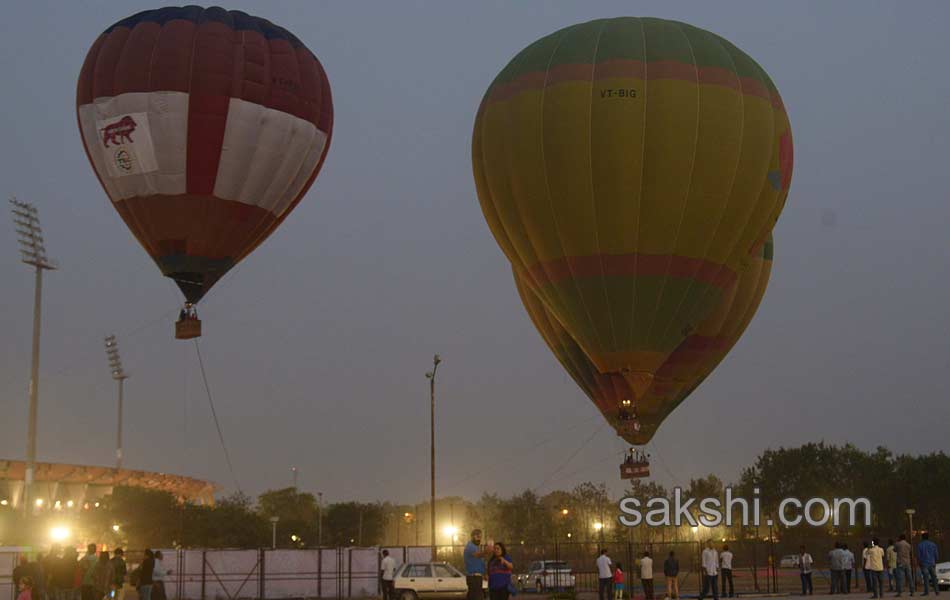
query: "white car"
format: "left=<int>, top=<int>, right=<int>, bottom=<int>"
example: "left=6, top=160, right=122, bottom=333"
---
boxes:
left=936, top=562, right=950, bottom=591
left=393, top=562, right=486, bottom=600
left=779, top=555, right=801, bottom=568
left=516, top=560, right=575, bottom=592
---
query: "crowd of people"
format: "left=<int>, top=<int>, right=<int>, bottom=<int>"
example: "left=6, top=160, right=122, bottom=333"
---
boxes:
left=11, top=546, right=173, bottom=600
left=825, top=533, right=942, bottom=598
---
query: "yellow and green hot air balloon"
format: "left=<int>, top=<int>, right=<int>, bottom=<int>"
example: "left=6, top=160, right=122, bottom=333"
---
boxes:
left=473, top=17, right=793, bottom=407
left=513, top=235, right=773, bottom=446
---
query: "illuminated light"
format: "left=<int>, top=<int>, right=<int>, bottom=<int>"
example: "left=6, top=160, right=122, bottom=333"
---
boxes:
left=67, top=500, right=75, bottom=508
left=83, top=503, right=90, bottom=510
left=112, top=525, right=120, bottom=533
left=35, top=498, right=44, bottom=507
left=561, top=508, right=569, bottom=516
left=94, top=502, right=100, bottom=508
left=722, top=538, right=726, bottom=542
left=0, top=500, right=8, bottom=506
left=442, top=525, right=459, bottom=538
left=349, top=538, right=355, bottom=544
left=691, top=526, right=698, bottom=533
left=50, top=526, right=70, bottom=542
left=291, top=535, right=299, bottom=542
left=566, top=532, right=573, bottom=539
left=54, top=501, right=63, bottom=510
left=593, top=522, right=604, bottom=531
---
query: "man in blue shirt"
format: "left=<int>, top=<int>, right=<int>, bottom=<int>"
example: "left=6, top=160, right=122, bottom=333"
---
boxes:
left=917, top=532, right=940, bottom=596
left=464, top=529, right=490, bottom=600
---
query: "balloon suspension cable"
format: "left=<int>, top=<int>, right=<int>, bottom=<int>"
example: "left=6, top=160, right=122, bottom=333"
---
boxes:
left=193, top=339, right=242, bottom=493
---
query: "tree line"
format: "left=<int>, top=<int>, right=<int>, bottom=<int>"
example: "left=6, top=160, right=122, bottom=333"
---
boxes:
left=2, top=443, right=944, bottom=550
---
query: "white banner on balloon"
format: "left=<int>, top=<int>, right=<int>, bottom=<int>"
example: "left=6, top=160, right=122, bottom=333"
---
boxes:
left=95, top=111, right=159, bottom=177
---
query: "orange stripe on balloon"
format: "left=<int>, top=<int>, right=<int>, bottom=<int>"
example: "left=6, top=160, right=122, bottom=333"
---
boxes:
left=487, top=60, right=783, bottom=111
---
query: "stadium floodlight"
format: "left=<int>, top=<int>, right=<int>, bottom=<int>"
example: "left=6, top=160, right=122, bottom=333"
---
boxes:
left=104, top=335, right=130, bottom=469
left=9, top=198, right=57, bottom=515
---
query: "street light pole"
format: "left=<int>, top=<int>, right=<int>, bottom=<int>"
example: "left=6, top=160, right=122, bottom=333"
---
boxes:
left=425, top=354, right=441, bottom=561
left=9, top=198, right=57, bottom=512
left=318, top=492, right=324, bottom=547
left=270, top=516, right=280, bottom=549
left=104, top=335, right=129, bottom=470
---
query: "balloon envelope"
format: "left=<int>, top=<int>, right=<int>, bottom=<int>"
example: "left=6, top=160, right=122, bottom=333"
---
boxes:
left=514, top=235, right=773, bottom=445
left=77, top=6, right=333, bottom=303
left=474, top=17, right=791, bottom=398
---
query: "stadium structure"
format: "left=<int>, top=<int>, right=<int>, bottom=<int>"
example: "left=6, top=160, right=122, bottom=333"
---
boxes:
left=0, top=459, right=216, bottom=509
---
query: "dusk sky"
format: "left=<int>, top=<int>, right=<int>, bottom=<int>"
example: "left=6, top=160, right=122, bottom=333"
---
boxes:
left=1, top=1, right=948, bottom=505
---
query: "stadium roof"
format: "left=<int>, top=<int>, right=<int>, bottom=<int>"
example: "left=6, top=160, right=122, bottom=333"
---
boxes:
left=0, top=459, right=216, bottom=505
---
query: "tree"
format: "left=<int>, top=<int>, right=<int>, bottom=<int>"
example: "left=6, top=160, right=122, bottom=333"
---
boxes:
left=257, top=487, right=318, bottom=547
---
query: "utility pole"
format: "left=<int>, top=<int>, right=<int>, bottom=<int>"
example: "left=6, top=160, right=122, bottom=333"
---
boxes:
left=9, top=198, right=57, bottom=513
left=104, top=335, right=129, bottom=470
left=425, top=354, right=441, bottom=561
left=291, top=466, right=298, bottom=489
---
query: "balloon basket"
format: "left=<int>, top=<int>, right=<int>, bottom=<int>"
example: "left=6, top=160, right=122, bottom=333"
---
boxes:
left=175, top=317, right=202, bottom=340
left=620, top=459, right=650, bottom=479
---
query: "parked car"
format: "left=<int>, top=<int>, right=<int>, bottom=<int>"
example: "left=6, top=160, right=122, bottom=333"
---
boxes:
left=779, top=555, right=801, bottom=568
left=936, top=561, right=950, bottom=591
left=393, top=562, right=485, bottom=600
left=516, top=560, right=575, bottom=592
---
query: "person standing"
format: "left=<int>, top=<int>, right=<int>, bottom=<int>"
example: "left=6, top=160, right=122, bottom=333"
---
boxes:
left=31, top=554, right=47, bottom=600
left=92, top=552, right=113, bottom=600
left=831, top=543, right=845, bottom=594
left=699, top=541, right=720, bottom=600
left=110, top=549, right=127, bottom=596
left=720, top=545, right=734, bottom=598
left=17, top=577, right=34, bottom=600
left=844, top=545, right=856, bottom=594
left=640, top=552, right=654, bottom=600
left=380, top=550, right=396, bottom=600
left=861, top=542, right=874, bottom=592
left=44, top=547, right=61, bottom=600
left=138, top=549, right=155, bottom=600
left=464, top=530, right=490, bottom=600
left=79, top=545, right=98, bottom=600
left=487, top=543, right=513, bottom=600
left=916, top=533, right=940, bottom=596
left=14, top=558, right=31, bottom=591
left=54, top=546, right=78, bottom=600
left=868, top=539, right=886, bottom=599
left=597, top=549, right=614, bottom=600
left=887, top=541, right=898, bottom=593
left=664, top=552, right=680, bottom=600
left=613, top=563, right=625, bottom=600
left=800, top=546, right=814, bottom=596
left=152, top=551, right=171, bottom=600
left=895, top=534, right=915, bottom=597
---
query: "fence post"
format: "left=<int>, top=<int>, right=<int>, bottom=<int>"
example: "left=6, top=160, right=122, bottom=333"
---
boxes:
left=259, top=547, right=265, bottom=600
left=200, top=550, right=207, bottom=600
left=317, top=548, right=323, bottom=599
left=697, top=542, right=702, bottom=595
left=347, top=548, right=353, bottom=599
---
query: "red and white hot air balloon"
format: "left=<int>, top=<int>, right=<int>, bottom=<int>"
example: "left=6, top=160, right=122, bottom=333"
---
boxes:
left=76, top=6, right=333, bottom=338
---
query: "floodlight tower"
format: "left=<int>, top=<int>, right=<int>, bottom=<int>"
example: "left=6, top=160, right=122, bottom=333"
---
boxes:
left=9, top=198, right=57, bottom=512
left=104, top=335, right=129, bottom=469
